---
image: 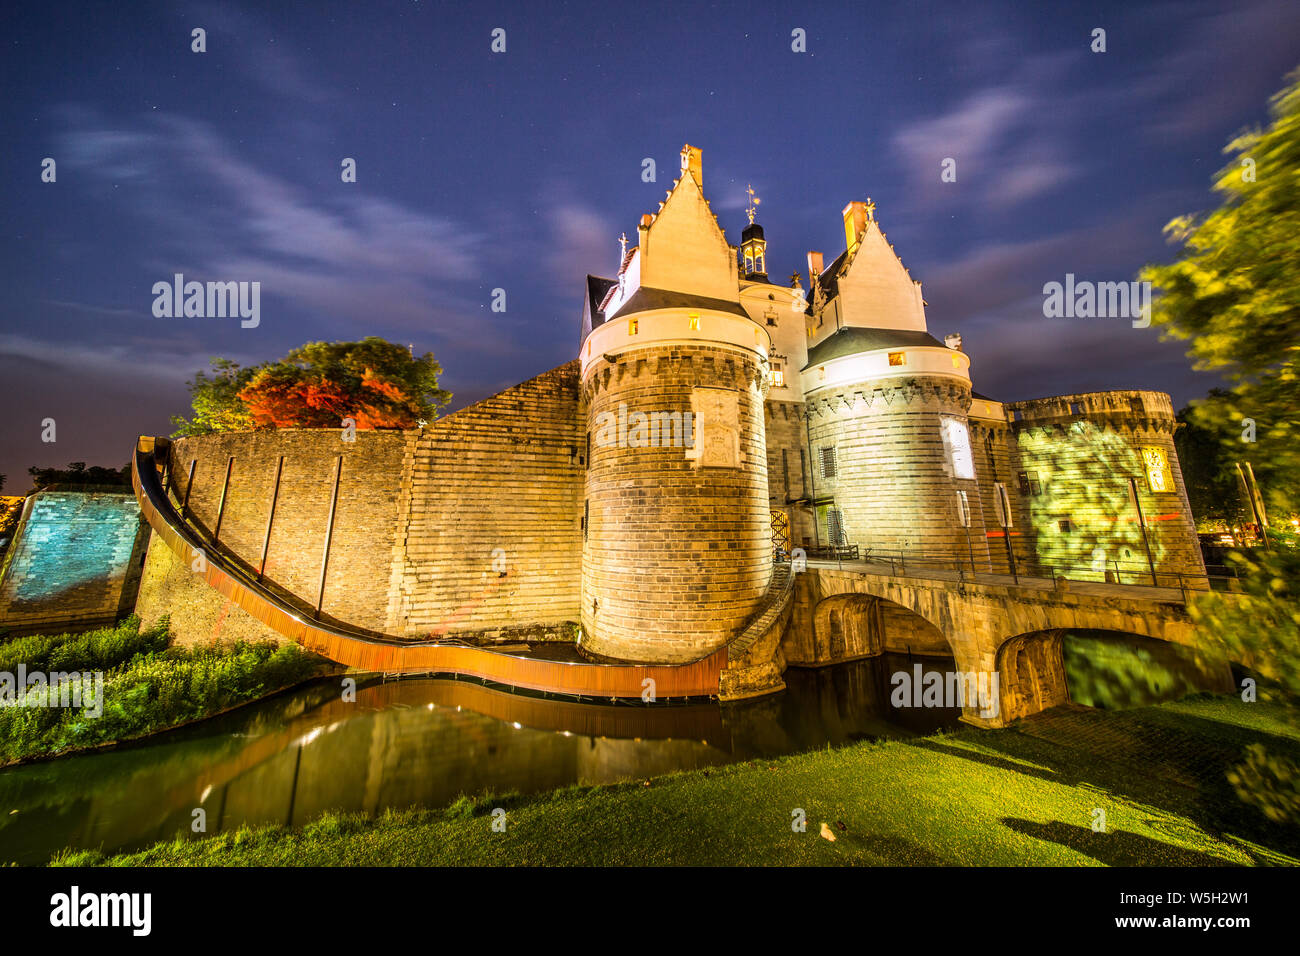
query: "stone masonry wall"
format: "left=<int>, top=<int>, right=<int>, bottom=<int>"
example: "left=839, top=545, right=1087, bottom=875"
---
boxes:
left=0, top=489, right=149, bottom=636
left=1007, top=390, right=1205, bottom=582
left=161, top=429, right=407, bottom=633
left=804, top=375, right=987, bottom=561
left=385, top=361, right=585, bottom=639
left=581, top=346, right=771, bottom=663
left=764, top=399, right=816, bottom=549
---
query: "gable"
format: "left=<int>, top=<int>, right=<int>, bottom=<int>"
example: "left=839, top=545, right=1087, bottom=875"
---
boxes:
left=637, top=170, right=739, bottom=301
left=833, top=222, right=927, bottom=332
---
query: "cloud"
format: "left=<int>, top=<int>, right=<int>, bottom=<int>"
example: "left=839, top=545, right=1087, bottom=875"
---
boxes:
left=891, top=83, right=1079, bottom=210
left=55, top=110, right=491, bottom=344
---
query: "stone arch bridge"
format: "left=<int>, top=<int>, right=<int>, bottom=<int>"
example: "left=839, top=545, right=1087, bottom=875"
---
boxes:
left=784, top=560, right=1230, bottom=727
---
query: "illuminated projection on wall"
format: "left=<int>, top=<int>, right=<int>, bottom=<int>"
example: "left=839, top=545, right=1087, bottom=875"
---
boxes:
left=1016, top=421, right=1168, bottom=580
left=1141, top=446, right=1173, bottom=493
left=940, top=417, right=975, bottom=480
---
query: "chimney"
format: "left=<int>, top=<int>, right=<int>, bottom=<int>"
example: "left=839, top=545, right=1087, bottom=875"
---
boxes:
left=807, top=250, right=824, bottom=279
left=842, top=201, right=870, bottom=253
left=680, top=144, right=702, bottom=189
left=944, top=333, right=963, bottom=351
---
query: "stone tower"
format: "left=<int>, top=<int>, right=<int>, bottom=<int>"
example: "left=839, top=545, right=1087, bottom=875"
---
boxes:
left=577, top=145, right=772, bottom=664
left=800, top=200, right=991, bottom=563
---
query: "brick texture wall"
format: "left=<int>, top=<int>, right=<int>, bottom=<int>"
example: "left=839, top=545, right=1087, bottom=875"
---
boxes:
left=163, top=429, right=407, bottom=632
left=385, top=361, right=584, bottom=640
left=0, top=489, right=148, bottom=636
left=764, top=399, right=816, bottom=549
left=805, top=376, right=985, bottom=561
left=1007, top=390, right=1205, bottom=581
left=580, top=346, right=771, bottom=663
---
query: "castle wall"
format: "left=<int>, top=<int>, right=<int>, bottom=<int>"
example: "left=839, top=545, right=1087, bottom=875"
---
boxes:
left=804, top=375, right=988, bottom=561
left=0, top=488, right=148, bottom=636
left=969, top=420, right=1035, bottom=572
left=581, top=346, right=771, bottom=663
left=1006, top=390, right=1205, bottom=582
left=133, top=532, right=287, bottom=647
left=161, top=428, right=407, bottom=633
left=764, top=400, right=816, bottom=548
left=385, top=361, right=584, bottom=639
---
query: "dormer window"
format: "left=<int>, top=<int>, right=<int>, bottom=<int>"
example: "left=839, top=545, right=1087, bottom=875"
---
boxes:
left=770, top=363, right=785, bottom=387
left=628, top=318, right=639, bottom=335
left=688, top=313, right=700, bottom=331
left=888, top=351, right=906, bottom=366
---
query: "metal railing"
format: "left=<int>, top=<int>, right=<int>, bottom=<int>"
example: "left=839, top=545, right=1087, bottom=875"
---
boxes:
left=789, top=541, right=1239, bottom=601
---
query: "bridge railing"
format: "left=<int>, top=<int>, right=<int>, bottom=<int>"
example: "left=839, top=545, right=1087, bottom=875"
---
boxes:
left=798, top=542, right=1239, bottom=599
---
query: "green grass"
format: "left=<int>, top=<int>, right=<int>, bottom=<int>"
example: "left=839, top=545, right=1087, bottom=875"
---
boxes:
left=51, top=695, right=1300, bottom=867
left=1, top=617, right=331, bottom=765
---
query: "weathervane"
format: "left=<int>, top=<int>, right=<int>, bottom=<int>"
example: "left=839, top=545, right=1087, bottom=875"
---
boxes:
left=618, top=231, right=628, bottom=258
left=865, top=197, right=876, bottom=222
left=746, top=184, right=761, bottom=225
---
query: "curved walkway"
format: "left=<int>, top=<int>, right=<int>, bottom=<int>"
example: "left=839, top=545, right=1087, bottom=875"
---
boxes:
left=131, top=438, right=725, bottom=699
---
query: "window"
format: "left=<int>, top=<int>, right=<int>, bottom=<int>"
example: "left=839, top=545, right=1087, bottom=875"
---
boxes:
left=993, top=482, right=1013, bottom=528
left=952, top=354, right=962, bottom=369
left=825, top=507, right=846, bottom=546
left=818, top=366, right=826, bottom=380
left=940, top=417, right=976, bottom=480
left=688, top=313, right=700, bottom=331
left=1017, top=470, right=1040, bottom=496
left=583, top=500, right=589, bottom=539
left=819, top=446, right=838, bottom=479
left=1058, top=518, right=1073, bottom=533
left=770, top=364, right=785, bottom=387
left=1070, top=401, right=1082, bottom=415
left=1141, top=446, right=1173, bottom=493
left=628, top=318, right=639, bottom=335
left=888, top=351, right=906, bottom=366
left=956, top=490, right=971, bottom=528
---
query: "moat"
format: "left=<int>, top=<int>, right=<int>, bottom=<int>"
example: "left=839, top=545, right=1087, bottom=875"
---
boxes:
left=0, top=653, right=961, bottom=865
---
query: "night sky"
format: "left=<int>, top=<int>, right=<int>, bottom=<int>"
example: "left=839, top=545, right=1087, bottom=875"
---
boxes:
left=3, top=0, right=1298, bottom=489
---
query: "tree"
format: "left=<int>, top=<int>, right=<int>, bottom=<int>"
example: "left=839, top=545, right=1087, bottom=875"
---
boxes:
left=1143, top=68, right=1300, bottom=824
left=171, top=358, right=256, bottom=437
left=1174, top=396, right=1249, bottom=530
left=1141, top=69, right=1300, bottom=518
left=171, top=338, right=451, bottom=434
left=237, top=338, right=451, bottom=429
left=27, top=461, right=131, bottom=491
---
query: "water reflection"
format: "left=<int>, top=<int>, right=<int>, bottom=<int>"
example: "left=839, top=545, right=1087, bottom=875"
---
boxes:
left=0, top=652, right=961, bottom=864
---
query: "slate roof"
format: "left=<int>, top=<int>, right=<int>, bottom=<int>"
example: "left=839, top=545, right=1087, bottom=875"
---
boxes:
left=803, top=326, right=947, bottom=369
left=605, top=286, right=750, bottom=320
left=586, top=275, right=617, bottom=329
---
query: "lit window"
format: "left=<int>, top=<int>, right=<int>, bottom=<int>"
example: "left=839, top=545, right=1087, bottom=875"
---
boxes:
left=952, top=354, right=962, bottom=369
left=770, top=365, right=785, bottom=387
left=818, top=366, right=826, bottom=380
left=628, top=318, right=638, bottom=335
left=1141, top=446, right=1173, bottom=493
left=688, top=313, right=700, bottom=330
left=940, top=417, right=975, bottom=480
left=888, top=351, right=906, bottom=366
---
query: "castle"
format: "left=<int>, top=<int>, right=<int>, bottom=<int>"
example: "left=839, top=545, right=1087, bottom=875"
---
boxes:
left=0, top=144, right=1209, bottom=717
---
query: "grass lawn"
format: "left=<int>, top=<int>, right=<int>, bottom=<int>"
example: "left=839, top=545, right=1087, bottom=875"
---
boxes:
left=52, top=694, right=1300, bottom=866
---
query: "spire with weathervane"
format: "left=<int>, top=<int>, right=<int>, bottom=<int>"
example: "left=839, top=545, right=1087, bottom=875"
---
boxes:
left=739, top=184, right=768, bottom=280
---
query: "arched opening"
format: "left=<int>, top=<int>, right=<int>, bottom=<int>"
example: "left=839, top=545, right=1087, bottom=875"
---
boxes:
left=995, top=626, right=1235, bottom=723
left=1061, top=628, right=1233, bottom=711
left=997, top=630, right=1069, bottom=723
